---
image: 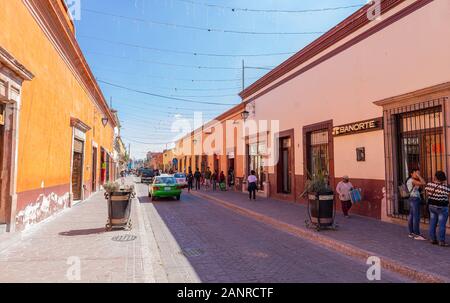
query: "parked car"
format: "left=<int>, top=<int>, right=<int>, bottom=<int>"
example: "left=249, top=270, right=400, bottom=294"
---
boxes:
left=149, top=175, right=182, bottom=201
left=140, top=168, right=155, bottom=184
left=174, top=173, right=187, bottom=188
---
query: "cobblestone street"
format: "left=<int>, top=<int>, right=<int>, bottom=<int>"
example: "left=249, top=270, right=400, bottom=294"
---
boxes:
left=0, top=178, right=409, bottom=283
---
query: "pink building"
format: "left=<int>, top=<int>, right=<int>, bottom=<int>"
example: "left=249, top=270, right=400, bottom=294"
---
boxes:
left=237, top=0, right=450, bottom=223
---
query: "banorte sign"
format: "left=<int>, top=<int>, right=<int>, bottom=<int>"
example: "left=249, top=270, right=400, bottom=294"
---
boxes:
left=332, top=117, right=383, bottom=137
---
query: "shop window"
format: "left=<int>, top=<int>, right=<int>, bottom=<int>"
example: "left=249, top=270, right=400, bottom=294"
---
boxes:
left=247, top=143, right=265, bottom=191
left=396, top=106, right=444, bottom=217
left=308, top=130, right=329, bottom=178
left=383, top=97, right=448, bottom=227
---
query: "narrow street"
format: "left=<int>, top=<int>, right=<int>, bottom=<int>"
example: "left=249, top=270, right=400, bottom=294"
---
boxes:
left=0, top=178, right=408, bottom=283
left=135, top=182, right=408, bottom=283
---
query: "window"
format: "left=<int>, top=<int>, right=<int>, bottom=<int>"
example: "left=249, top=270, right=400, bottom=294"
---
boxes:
left=308, top=130, right=329, bottom=177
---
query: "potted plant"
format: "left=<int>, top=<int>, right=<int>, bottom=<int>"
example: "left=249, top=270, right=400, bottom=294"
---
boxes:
left=103, top=181, right=135, bottom=231
left=301, top=170, right=336, bottom=231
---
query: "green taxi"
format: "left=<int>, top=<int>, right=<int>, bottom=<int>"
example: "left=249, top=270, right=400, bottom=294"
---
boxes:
left=149, top=175, right=182, bottom=201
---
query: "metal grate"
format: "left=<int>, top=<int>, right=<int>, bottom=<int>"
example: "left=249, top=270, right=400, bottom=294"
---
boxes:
left=180, top=248, right=204, bottom=257
left=384, top=97, right=449, bottom=226
left=111, top=234, right=137, bottom=242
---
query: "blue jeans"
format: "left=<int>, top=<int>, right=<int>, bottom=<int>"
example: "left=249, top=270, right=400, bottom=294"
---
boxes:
left=429, top=205, right=449, bottom=242
left=408, top=197, right=421, bottom=235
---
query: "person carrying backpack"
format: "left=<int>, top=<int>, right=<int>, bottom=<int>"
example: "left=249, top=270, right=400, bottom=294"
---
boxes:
left=406, top=168, right=426, bottom=240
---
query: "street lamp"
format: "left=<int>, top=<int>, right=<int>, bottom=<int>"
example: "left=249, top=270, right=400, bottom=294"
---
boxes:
left=241, top=110, right=250, bottom=121
left=102, top=117, right=109, bottom=127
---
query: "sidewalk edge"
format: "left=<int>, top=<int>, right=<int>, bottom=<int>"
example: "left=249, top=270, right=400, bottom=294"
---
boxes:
left=192, top=191, right=449, bottom=283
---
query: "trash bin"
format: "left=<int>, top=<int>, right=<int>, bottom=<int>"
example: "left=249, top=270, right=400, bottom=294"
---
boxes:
left=306, top=190, right=337, bottom=231
left=104, top=190, right=135, bottom=231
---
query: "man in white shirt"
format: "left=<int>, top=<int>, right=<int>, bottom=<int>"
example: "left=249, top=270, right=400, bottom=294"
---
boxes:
left=247, top=170, right=258, bottom=200
left=336, top=176, right=353, bottom=218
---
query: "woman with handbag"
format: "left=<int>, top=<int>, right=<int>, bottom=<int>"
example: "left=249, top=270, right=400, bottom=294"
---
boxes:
left=406, top=168, right=426, bottom=240
left=425, top=171, right=450, bottom=247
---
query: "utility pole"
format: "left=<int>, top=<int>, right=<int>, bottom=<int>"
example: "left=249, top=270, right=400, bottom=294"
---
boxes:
left=242, top=60, right=245, bottom=93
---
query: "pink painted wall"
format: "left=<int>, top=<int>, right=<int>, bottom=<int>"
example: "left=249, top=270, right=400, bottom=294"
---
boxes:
left=247, top=0, right=450, bottom=180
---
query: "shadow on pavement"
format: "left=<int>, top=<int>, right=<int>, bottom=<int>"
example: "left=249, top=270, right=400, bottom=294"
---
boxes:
left=59, top=227, right=106, bottom=236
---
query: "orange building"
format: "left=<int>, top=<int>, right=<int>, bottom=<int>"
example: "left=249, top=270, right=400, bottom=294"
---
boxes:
left=0, top=0, right=117, bottom=232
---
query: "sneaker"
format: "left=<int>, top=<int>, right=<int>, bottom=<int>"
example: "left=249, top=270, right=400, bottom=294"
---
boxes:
left=408, top=233, right=416, bottom=239
left=413, top=235, right=427, bottom=241
left=430, top=240, right=439, bottom=245
left=439, top=241, right=449, bottom=247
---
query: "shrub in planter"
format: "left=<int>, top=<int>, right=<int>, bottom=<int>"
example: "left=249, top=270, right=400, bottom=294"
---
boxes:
left=302, top=171, right=335, bottom=227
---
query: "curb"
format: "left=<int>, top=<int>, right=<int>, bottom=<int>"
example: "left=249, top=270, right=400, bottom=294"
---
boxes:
left=192, top=191, right=449, bottom=283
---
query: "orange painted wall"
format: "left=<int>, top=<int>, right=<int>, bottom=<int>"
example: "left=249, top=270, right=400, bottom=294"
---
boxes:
left=0, top=1, right=115, bottom=195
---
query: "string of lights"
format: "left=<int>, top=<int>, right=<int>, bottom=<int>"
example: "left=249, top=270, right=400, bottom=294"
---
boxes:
left=172, top=0, right=364, bottom=14
left=82, top=9, right=326, bottom=35
left=86, top=51, right=274, bottom=71
left=91, top=66, right=259, bottom=82
left=79, top=35, right=296, bottom=58
left=98, top=79, right=240, bottom=106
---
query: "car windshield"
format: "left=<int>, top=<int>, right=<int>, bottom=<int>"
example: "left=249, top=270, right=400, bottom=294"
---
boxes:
left=154, top=177, right=176, bottom=184
left=174, top=174, right=186, bottom=178
left=142, top=169, right=154, bottom=176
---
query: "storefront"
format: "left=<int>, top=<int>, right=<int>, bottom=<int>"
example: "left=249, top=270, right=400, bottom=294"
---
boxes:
left=247, top=143, right=265, bottom=190
left=376, top=83, right=450, bottom=225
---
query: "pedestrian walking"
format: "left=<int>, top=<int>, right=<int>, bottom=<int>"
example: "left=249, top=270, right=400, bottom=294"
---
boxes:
left=336, top=176, right=353, bottom=218
left=248, top=170, right=257, bottom=200
left=219, top=171, right=226, bottom=191
left=186, top=170, right=194, bottom=192
left=204, top=167, right=212, bottom=190
left=406, top=168, right=426, bottom=240
left=425, top=171, right=450, bottom=247
left=228, top=168, right=234, bottom=188
left=212, top=169, right=218, bottom=191
left=194, top=168, right=201, bottom=190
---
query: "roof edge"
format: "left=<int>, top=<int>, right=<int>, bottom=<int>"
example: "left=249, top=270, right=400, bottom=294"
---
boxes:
left=239, top=0, right=406, bottom=100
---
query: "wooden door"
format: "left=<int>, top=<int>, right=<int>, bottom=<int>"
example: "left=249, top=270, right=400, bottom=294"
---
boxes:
left=72, top=139, right=84, bottom=201
left=92, top=147, right=97, bottom=192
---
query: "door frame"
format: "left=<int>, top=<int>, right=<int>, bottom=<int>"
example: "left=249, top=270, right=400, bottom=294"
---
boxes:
left=0, top=47, right=34, bottom=232
left=273, top=128, right=295, bottom=200
left=70, top=118, right=90, bottom=205
left=91, top=143, right=98, bottom=193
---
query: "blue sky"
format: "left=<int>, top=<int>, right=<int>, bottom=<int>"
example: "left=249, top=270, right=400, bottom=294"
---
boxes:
left=74, top=0, right=366, bottom=159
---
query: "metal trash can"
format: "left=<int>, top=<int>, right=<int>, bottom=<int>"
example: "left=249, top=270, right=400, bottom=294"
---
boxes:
left=104, top=190, right=135, bottom=231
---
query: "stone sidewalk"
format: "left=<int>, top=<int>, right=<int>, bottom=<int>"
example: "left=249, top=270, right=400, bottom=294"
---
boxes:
left=0, top=188, right=155, bottom=283
left=192, top=189, right=450, bottom=283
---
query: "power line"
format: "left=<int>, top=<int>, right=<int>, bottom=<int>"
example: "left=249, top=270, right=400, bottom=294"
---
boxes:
left=101, top=78, right=238, bottom=98
left=91, top=66, right=259, bottom=82
left=86, top=51, right=242, bottom=70
left=79, top=35, right=296, bottom=58
left=122, top=136, right=176, bottom=145
left=97, top=79, right=240, bottom=106
left=173, top=0, right=364, bottom=14
left=87, top=51, right=275, bottom=71
left=82, top=9, right=326, bottom=35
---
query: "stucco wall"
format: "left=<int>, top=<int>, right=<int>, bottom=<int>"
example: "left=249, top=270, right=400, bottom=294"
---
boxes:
left=0, top=1, right=115, bottom=225
left=252, top=0, right=450, bottom=180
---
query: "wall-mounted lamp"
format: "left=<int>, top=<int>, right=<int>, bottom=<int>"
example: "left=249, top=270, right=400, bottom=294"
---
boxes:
left=102, top=117, right=109, bottom=127
left=241, top=110, right=250, bottom=121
